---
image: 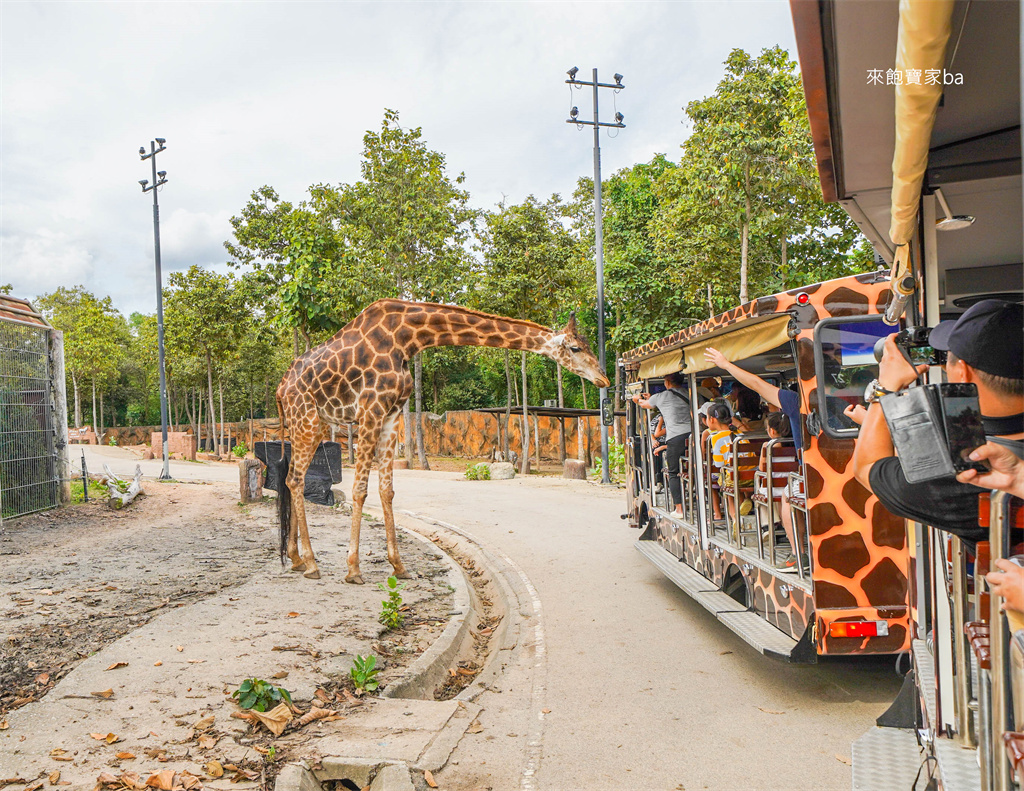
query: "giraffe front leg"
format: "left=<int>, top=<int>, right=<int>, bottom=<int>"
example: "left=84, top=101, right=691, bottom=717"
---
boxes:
left=347, top=418, right=382, bottom=585
left=287, top=431, right=324, bottom=580
left=377, top=415, right=409, bottom=579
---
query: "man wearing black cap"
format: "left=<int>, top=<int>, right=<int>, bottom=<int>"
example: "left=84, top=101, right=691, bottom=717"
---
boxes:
left=851, top=300, right=1024, bottom=548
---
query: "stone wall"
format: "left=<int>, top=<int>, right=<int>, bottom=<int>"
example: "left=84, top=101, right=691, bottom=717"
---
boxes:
left=97, top=411, right=625, bottom=463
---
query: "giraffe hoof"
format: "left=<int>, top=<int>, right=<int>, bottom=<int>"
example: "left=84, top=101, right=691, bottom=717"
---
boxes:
left=393, top=569, right=412, bottom=580
left=303, top=568, right=321, bottom=580
left=345, top=573, right=365, bottom=585
left=289, top=563, right=306, bottom=573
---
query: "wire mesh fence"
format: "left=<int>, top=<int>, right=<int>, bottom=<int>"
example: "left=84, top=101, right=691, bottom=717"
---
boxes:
left=0, top=319, right=61, bottom=520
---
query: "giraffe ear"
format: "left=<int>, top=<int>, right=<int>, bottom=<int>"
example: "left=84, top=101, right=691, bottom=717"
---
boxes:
left=564, top=312, right=577, bottom=334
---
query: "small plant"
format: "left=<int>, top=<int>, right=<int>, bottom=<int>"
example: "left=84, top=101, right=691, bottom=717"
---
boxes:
left=232, top=442, right=249, bottom=459
left=464, top=462, right=491, bottom=481
left=108, top=436, right=118, bottom=446
left=265, top=745, right=276, bottom=763
left=349, top=654, right=380, bottom=694
left=232, top=677, right=293, bottom=712
left=592, top=437, right=627, bottom=481
left=378, top=575, right=406, bottom=630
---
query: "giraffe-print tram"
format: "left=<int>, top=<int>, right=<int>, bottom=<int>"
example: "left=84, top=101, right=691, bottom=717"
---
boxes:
left=622, top=271, right=912, bottom=662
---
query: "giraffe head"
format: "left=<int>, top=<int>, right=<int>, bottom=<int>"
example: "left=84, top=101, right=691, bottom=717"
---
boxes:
left=545, top=313, right=611, bottom=388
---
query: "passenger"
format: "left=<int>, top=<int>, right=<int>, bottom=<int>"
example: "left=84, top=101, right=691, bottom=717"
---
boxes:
left=756, top=413, right=802, bottom=569
left=987, top=558, right=1024, bottom=633
left=849, top=300, right=1024, bottom=552
left=631, top=372, right=693, bottom=517
left=705, top=403, right=733, bottom=521
left=732, top=386, right=765, bottom=433
left=651, top=415, right=667, bottom=493
left=957, top=440, right=1024, bottom=499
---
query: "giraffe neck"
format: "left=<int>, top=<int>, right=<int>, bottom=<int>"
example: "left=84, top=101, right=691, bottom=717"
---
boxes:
left=392, top=301, right=556, bottom=356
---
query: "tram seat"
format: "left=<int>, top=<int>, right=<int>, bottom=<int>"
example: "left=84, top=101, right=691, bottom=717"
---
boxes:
left=966, top=621, right=991, bottom=642
left=720, top=437, right=768, bottom=500
left=970, top=633, right=992, bottom=670
left=752, top=445, right=800, bottom=507
left=1001, top=733, right=1024, bottom=783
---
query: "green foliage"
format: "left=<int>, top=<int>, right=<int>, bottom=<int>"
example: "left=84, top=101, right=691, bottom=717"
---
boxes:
left=107, top=436, right=118, bottom=446
left=378, top=575, right=406, bottom=630
left=464, top=463, right=491, bottom=481
left=592, top=438, right=627, bottom=481
left=232, top=442, right=249, bottom=458
left=349, top=654, right=380, bottom=694
left=70, top=479, right=108, bottom=503
left=232, top=677, right=293, bottom=712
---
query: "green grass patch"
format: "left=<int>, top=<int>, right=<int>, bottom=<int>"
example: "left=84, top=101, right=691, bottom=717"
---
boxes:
left=70, top=479, right=108, bottom=503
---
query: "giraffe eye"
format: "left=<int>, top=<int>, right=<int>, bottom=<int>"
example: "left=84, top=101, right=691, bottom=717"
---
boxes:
left=569, top=346, right=582, bottom=353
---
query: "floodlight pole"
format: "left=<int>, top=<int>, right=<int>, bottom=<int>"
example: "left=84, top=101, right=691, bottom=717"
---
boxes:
left=566, top=67, right=625, bottom=485
left=139, top=140, right=171, bottom=481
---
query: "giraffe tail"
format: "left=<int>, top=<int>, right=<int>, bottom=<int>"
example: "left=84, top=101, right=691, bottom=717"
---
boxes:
left=276, top=456, right=291, bottom=566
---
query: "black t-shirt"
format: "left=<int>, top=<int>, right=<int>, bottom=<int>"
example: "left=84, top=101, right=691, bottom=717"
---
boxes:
left=869, top=436, right=1024, bottom=551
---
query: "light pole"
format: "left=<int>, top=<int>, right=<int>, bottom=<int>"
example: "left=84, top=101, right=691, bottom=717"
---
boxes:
left=566, top=67, right=625, bottom=485
left=139, top=139, right=171, bottom=481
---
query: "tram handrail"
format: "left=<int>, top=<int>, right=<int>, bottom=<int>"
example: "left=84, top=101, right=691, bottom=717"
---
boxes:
left=951, top=536, right=977, bottom=747
left=989, top=490, right=1015, bottom=791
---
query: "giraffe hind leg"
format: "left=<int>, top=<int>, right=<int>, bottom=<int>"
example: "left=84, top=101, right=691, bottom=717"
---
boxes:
left=347, top=416, right=384, bottom=585
left=377, top=413, right=409, bottom=579
left=287, top=427, right=326, bottom=580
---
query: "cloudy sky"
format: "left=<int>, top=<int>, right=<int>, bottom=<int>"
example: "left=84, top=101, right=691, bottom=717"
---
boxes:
left=1, top=1, right=797, bottom=317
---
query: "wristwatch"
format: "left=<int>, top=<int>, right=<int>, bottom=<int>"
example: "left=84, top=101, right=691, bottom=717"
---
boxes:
left=864, top=378, right=895, bottom=404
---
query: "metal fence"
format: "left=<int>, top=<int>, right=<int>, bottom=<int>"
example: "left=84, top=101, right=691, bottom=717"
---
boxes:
left=0, top=305, right=67, bottom=521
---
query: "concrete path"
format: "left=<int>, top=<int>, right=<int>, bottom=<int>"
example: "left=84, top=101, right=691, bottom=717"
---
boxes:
left=75, top=444, right=241, bottom=484
left=360, top=470, right=903, bottom=791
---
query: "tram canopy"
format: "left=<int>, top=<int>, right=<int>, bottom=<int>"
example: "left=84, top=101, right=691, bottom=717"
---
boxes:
left=681, top=315, right=793, bottom=374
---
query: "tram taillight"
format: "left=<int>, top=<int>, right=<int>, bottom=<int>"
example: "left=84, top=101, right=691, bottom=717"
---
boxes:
left=828, top=620, right=889, bottom=638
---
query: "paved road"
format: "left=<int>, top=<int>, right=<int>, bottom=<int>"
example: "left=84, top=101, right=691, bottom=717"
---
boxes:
left=76, top=444, right=240, bottom=483
left=363, top=470, right=901, bottom=791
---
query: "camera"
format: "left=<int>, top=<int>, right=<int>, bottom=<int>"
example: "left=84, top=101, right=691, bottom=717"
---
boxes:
left=880, top=383, right=987, bottom=482
left=873, top=326, right=947, bottom=366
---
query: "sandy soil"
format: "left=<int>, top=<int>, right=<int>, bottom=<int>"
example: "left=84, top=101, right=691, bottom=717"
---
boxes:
left=0, top=482, right=454, bottom=721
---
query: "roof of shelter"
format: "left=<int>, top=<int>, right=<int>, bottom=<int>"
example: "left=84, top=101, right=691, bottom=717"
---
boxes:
left=0, top=296, right=50, bottom=329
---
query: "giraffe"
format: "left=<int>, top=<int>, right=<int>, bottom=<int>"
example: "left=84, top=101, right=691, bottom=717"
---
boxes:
left=275, top=299, right=611, bottom=582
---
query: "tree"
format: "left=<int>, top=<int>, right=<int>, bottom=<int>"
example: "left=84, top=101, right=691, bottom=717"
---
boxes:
left=341, top=109, right=477, bottom=469
left=475, top=195, right=578, bottom=472
left=164, top=266, right=247, bottom=454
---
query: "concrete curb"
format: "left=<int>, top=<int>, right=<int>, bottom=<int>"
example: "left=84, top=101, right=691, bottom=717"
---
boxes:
left=276, top=758, right=414, bottom=791
left=381, top=523, right=473, bottom=700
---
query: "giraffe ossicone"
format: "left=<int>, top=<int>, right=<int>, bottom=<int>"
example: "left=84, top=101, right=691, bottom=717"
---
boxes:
left=275, top=299, right=610, bottom=582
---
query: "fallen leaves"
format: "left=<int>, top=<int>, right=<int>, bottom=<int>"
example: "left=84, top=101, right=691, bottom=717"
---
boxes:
left=145, top=769, right=175, bottom=789
left=153, top=661, right=162, bottom=667
left=49, top=748, right=73, bottom=762
left=424, top=769, right=438, bottom=788
left=835, top=754, right=852, bottom=766
left=105, top=662, right=129, bottom=671
left=34, top=673, right=50, bottom=685
left=116, top=751, right=136, bottom=760
left=287, top=612, right=300, bottom=618
left=91, top=689, right=114, bottom=699
left=0, top=720, right=7, bottom=731
left=270, top=671, right=288, bottom=679
left=466, top=720, right=483, bottom=734
left=204, top=761, right=223, bottom=778
left=193, top=714, right=215, bottom=732
left=197, top=735, right=218, bottom=750
left=48, top=770, right=60, bottom=784
left=756, top=707, right=785, bottom=715
left=232, top=702, right=292, bottom=736
left=175, top=646, right=183, bottom=653
left=89, top=732, right=120, bottom=743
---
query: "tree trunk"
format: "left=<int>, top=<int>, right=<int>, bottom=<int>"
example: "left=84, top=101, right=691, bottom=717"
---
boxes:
left=556, top=363, right=564, bottom=408
left=579, top=375, right=588, bottom=410
left=414, top=353, right=429, bottom=470
left=577, top=416, right=585, bottom=462
left=707, top=282, right=714, bottom=318
left=206, top=350, right=216, bottom=456
left=72, top=370, right=81, bottom=428
left=99, top=391, right=105, bottom=437
left=91, top=378, right=98, bottom=439
left=293, top=328, right=301, bottom=359
left=502, top=350, right=512, bottom=458
left=533, top=414, right=540, bottom=468
left=559, top=417, right=566, bottom=463
left=520, top=350, right=530, bottom=475
left=740, top=162, right=750, bottom=305
left=781, top=233, right=787, bottom=278
left=403, top=399, right=413, bottom=466
left=219, top=376, right=226, bottom=455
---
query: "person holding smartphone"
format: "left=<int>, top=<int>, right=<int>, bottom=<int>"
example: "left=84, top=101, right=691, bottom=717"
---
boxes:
left=850, top=300, right=1024, bottom=550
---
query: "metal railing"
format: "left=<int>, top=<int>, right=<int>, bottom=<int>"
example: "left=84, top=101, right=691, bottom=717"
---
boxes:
left=752, top=438, right=795, bottom=565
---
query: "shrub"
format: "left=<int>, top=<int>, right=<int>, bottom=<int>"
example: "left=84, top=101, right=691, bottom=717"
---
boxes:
left=231, top=442, right=249, bottom=458
left=350, top=655, right=380, bottom=694
left=378, top=575, right=406, bottom=630
left=232, top=677, right=292, bottom=712
left=464, top=462, right=491, bottom=481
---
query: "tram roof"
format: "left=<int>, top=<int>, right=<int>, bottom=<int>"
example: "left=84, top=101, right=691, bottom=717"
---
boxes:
left=789, top=0, right=1021, bottom=299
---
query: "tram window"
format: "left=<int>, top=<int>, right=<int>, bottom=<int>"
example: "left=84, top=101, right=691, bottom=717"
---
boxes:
left=813, top=317, right=891, bottom=437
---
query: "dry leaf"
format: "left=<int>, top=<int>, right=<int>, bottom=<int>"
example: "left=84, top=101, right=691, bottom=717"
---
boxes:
left=153, top=661, right=162, bottom=667
left=48, top=770, right=60, bottom=783
left=205, top=760, right=224, bottom=778
left=0, top=719, right=8, bottom=730
left=541, top=708, right=551, bottom=714
left=180, top=774, right=201, bottom=790
left=116, top=751, right=136, bottom=759
left=719, top=650, right=733, bottom=655
left=271, top=671, right=288, bottom=679
left=466, top=720, right=483, bottom=734
left=835, top=754, right=852, bottom=766
left=24, top=782, right=43, bottom=791
left=105, top=662, right=128, bottom=671
left=757, top=707, right=785, bottom=715
left=89, top=732, right=107, bottom=740
left=91, top=689, right=114, bottom=698
left=144, top=769, right=175, bottom=790
left=175, top=646, right=183, bottom=652
left=287, top=612, right=300, bottom=617
left=248, top=702, right=293, bottom=736
left=193, top=714, right=215, bottom=731
left=424, top=769, right=438, bottom=788
left=197, top=735, right=218, bottom=750
left=314, top=688, right=331, bottom=702
left=35, top=673, right=50, bottom=685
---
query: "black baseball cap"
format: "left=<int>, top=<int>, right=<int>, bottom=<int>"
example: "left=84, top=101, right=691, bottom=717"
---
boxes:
left=928, top=299, right=1023, bottom=379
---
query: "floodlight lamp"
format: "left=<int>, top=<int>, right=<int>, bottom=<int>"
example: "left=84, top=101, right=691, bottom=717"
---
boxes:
left=615, top=112, right=624, bottom=124
left=614, top=73, right=623, bottom=86
left=567, top=66, right=579, bottom=80
left=157, top=171, right=166, bottom=178
left=570, top=106, right=579, bottom=119
left=155, top=137, right=166, bottom=145
left=139, top=146, right=146, bottom=156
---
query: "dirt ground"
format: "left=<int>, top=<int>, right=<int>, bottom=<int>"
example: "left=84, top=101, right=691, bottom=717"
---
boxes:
left=0, top=482, right=454, bottom=722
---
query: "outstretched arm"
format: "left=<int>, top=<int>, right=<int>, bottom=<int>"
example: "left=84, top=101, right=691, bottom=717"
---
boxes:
left=630, top=392, right=654, bottom=410
left=703, top=347, right=781, bottom=407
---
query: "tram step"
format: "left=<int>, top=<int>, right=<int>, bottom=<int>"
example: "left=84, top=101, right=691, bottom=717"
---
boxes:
left=852, top=727, right=923, bottom=790
left=634, top=540, right=809, bottom=662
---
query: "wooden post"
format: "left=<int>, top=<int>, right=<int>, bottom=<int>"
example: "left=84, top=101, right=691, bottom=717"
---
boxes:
left=558, top=417, right=566, bottom=464
left=533, top=414, right=540, bottom=467
left=239, top=459, right=264, bottom=503
left=577, top=416, right=585, bottom=462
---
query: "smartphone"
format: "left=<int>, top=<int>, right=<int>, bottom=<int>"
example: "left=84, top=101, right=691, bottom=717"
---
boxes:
left=938, top=383, right=987, bottom=474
